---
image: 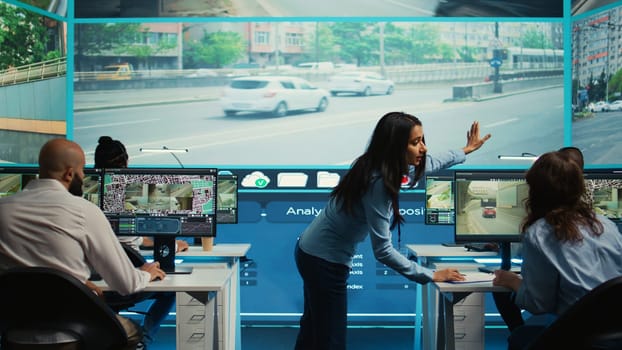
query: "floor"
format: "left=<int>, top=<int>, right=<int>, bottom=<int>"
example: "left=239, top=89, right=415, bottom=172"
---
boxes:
left=146, top=321, right=510, bottom=349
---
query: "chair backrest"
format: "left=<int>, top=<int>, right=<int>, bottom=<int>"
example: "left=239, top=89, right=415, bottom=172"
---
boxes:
left=527, top=275, right=622, bottom=350
left=121, top=242, right=147, bottom=267
left=0, top=266, right=128, bottom=350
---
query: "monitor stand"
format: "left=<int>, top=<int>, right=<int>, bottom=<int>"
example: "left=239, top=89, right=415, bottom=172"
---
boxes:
left=477, top=242, right=517, bottom=274
left=154, top=236, right=193, bottom=274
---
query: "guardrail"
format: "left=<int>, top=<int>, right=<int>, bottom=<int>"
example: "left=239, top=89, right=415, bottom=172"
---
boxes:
left=0, top=57, right=67, bottom=87
left=73, top=63, right=564, bottom=91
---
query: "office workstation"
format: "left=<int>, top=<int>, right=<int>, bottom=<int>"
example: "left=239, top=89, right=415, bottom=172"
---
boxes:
left=4, top=0, right=622, bottom=349
left=412, top=166, right=622, bottom=350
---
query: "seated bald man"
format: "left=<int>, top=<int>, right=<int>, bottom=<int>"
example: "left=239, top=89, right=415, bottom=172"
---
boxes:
left=0, top=138, right=166, bottom=350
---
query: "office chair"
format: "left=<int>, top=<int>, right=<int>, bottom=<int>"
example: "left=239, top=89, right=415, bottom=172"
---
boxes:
left=526, top=275, right=622, bottom=350
left=0, top=266, right=128, bottom=350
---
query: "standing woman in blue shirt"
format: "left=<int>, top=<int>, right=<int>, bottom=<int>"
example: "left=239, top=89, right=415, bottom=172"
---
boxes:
left=294, top=111, right=492, bottom=350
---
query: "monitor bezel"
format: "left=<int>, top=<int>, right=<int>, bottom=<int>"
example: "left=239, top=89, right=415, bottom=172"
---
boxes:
left=453, top=169, right=528, bottom=244
left=583, top=167, right=622, bottom=222
left=0, top=166, right=39, bottom=197
left=100, top=167, right=218, bottom=238
left=216, top=173, right=238, bottom=225
left=424, top=170, right=455, bottom=225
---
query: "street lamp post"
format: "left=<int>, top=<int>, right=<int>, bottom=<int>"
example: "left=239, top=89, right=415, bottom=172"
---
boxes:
left=379, top=22, right=386, bottom=77
left=493, top=22, right=501, bottom=93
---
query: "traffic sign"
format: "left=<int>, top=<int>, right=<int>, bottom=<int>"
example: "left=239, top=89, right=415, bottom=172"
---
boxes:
left=489, top=58, right=502, bottom=68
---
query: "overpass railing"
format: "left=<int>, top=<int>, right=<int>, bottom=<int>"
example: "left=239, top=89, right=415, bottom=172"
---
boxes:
left=0, top=57, right=67, bottom=87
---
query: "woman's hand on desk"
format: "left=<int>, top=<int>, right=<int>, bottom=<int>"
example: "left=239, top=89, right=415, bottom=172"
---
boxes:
left=433, top=268, right=466, bottom=282
left=140, top=261, right=167, bottom=282
left=176, top=239, right=189, bottom=252
left=492, top=270, right=522, bottom=291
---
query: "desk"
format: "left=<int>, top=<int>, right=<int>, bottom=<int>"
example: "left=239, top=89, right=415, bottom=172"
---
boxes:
left=95, top=267, right=233, bottom=350
left=177, top=244, right=250, bottom=350
left=407, top=244, right=503, bottom=350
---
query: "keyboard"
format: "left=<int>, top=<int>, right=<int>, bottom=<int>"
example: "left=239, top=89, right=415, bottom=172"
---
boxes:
left=441, top=243, right=464, bottom=247
left=478, top=266, right=521, bottom=274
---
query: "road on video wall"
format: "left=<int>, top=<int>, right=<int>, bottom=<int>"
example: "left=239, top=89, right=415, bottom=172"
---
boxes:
left=74, top=84, right=563, bottom=166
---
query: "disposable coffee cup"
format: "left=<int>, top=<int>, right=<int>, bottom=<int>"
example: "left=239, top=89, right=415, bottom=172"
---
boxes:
left=201, top=237, right=214, bottom=251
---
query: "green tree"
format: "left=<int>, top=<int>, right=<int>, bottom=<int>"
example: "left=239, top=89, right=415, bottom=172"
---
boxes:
left=586, top=71, right=608, bottom=102
left=0, top=2, right=50, bottom=70
left=118, top=27, right=178, bottom=71
left=406, top=23, right=441, bottom=64
left=381, top=22, right=412, bottom=65
left=521, top=27, right=553, bottom=49
left=74, top=23, right=142, bottom=71
left=183, top=30, right=245, bottom=68
left=302, top=23, right=337, bottom=63
left=457, top=46, right=477, bottom=63
left=608, top=68, right=622, bottom=101
left=329, top=22, right=376, bottom=66
left=438, top=43, right=456, bottom=63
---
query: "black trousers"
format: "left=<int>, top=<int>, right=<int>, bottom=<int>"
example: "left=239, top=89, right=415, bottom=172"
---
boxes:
left=294, top=241, right=350, bottom=350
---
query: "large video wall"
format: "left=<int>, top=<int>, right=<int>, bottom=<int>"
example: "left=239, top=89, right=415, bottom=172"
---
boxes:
left=3, top=0, right=622, bottom=325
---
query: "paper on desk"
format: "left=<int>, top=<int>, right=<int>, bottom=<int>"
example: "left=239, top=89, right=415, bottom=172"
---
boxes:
left=447, top=271, right=495, bottom=284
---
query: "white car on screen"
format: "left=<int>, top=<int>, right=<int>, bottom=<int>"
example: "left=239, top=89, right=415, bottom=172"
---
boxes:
left=588, top=101, right=610, bottom=112
left=220, top=76, right=329, bottom=117
left=327, top=71, right=394, bottom=97
left=608, top=100, right=622, bottom=111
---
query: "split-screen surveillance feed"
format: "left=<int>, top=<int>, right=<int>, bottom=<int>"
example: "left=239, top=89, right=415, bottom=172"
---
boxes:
left=101, top=169, right=217, bottom=237
left=584, top=171, right=622, bottom=221
left=73, top=20, right=565, bottom=167
left=425, top=173, right=455, bottom=225
left=0, top=167, right=100, bottom=205
left=0, top=170, right=37, bottom=198
left=82, top=169, right=102, bottom=206
left=217, top=174, right=238, bottom=224
left=454, top=171, right=528, bottom=242
left=102, top=172, right=216, bottom=216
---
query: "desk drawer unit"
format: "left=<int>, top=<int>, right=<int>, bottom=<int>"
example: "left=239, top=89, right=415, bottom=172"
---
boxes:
left=177, top=292, right=221, bottom=349
left=453, top=294, right=485, bottom=350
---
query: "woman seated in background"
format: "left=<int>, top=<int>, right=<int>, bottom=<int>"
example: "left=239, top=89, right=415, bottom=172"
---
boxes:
left=492, top=150, right=622, bottom=350
left=94, top=136, right=189, bottom=347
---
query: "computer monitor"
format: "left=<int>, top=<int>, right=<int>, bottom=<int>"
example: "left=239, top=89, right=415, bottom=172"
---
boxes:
left=101, top=167, right=218, bottom=273
left=424, top=171, right=455, bottom=225
left=454, top=170, right=528, bottom=270
left=583, top=168, right=622, bottom=222
left=217, top=173, right=238, bottom=224
left=0, top=166, right=38, bottom=198
left=82, top=168, right=103, bottom=206
left=0, top=166, right=103, bottom=205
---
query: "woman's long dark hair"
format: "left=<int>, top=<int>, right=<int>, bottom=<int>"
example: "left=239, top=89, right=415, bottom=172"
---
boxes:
left=521, top=151, right=602, bottom=241
left=331, top=112, right=425, bottom=229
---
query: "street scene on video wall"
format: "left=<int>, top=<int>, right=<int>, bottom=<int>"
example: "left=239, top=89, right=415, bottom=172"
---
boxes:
left=73, top=21, right=564, bottom=167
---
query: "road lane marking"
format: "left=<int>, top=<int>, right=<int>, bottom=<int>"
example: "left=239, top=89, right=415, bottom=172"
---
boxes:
left=127, top=101, right=471, bottom=155
left=383, top=0, right=435, bottom=15
left=485, top=118, right=519, bottom=128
